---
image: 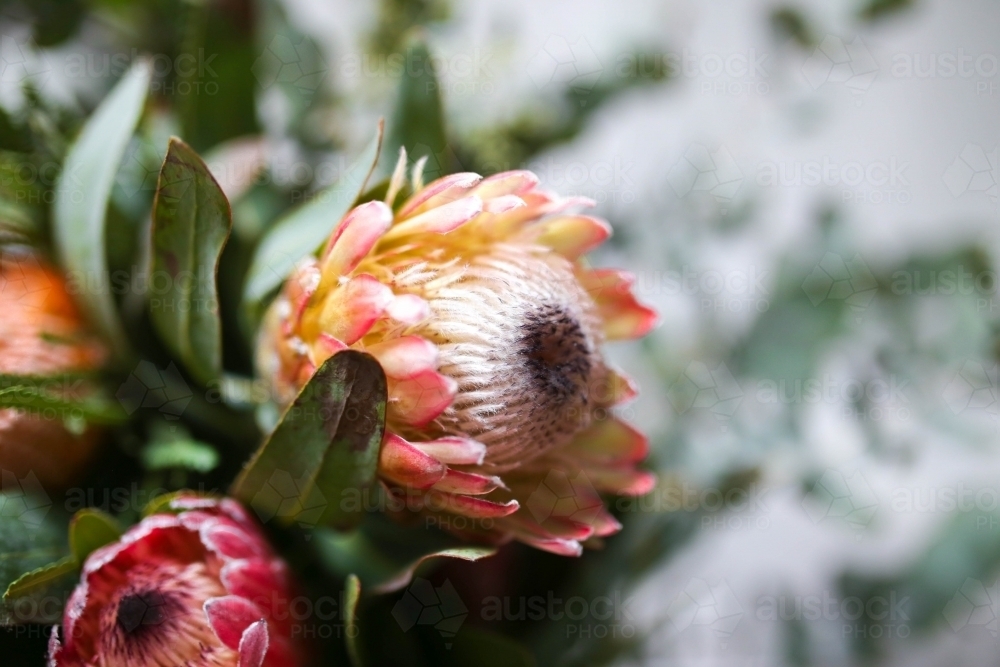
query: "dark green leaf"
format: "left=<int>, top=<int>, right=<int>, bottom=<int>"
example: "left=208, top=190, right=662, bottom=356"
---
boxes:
left=0, top=373, right=126, bottom=426
left=242, top=122, right=383, bottom=319
left=373, top=546, right=497, bottom=594
left=231, top=350, right=387, bottom=531
left=149, top=137, right=233, bottom=385
left=68, top=509, right=121, bottom=563
left=440, top=627, right=536, bottom=667
left=53, top=60, right=151, bottom=355
left=0, top=487, right=70, bottom=624
left=383, top=36, right=452, bottom=181
left=3, top=556, right=76, bottom=603
left=345, top=574, right=364, bottom=667
left=142, top=439, right=220, bottom=473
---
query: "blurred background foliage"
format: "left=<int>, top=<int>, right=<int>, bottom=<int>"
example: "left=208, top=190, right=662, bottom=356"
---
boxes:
left=2, top=0, right=999, bottom=665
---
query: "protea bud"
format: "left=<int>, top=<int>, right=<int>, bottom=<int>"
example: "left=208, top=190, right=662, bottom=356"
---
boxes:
left=0, top=250, right=106, bottom=487
left=49, top=496, right=301, bottom=667
left=258, top=155, right=657, bottom=556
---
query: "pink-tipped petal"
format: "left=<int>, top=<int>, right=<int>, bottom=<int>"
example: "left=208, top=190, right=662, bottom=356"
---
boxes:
left=201, top=520, right=266, bottom=560
left=584, top=467, right=657, bottom=496
left=238, top=619, right=269, bottom=667
left=569, top=418, right=649, bottom=463
left=522, top=215, right=611, bottom=259
left=379, top=433, right=447, bottom=489
left=427, top=491, right=520, bottom=519
left=483, top=194, right=525, bottom=214
left=385, top=293, right=430, bottom=324
left=321, top=201, right=393, bottom=276
left=398, top=172, right=482, bottom=218
left=221, top=559, right=287, bottom=603
left=367, top=335, right=438, bottom=379
left=582, top=269, right=658, bottom=340
left=386, top=196, right=482, bottom=239
left=519, top=536, right=583, bottom=557
left=590, top=508, right=623, bottom=537
left=317, top=274, right=394, bottom=345
left=432, top=470, right=503, bottom=495
left=205, top=596, right=264, bottom=650
left=283, top=261, right=320, bottom=336
left=600, top=296, right=658, bottom=341
left=310, top=332, right=348, bottom=368
left=473, top=170, right=539, bottom=198
left=409, top=436, right=486, bottom=465
left=387, top=370, right=458, bottom=427
left=602, top=368, right=638, bottom=405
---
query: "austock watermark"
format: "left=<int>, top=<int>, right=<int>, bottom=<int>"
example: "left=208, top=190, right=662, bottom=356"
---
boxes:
left=618, top=47, right=771, bottom=96
left=614, top=479, right=771, bottom=531
left=892, top=49, right=1000, bottom=96
left=631, top=266, right=772, bottom=314
left=340, top=49, right=496, bottom=96
left=757, top=590, right=911, bottom=639
left=756, top=156, right=912, bottom=205
left=393, top=576, right=636, bottom=646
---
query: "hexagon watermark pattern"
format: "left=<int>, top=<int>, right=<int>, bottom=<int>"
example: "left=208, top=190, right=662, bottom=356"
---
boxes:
left=667, top=143, right=744, bottom=204
left=665, top=578, right=744, bottom=649
left=116, top=361, right=192, bottom=419
left=527, top=35, right=603, bottom=92
left=392, top=578, right=467, bottom=649
left=801, top=252, right=877, bottom=320
left=943, top=578, right=999, bottom=636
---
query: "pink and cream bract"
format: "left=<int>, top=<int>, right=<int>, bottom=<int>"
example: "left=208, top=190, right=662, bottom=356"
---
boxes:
left=49, top=496, right=300, bottom=667
left=257, top=153, right=658, bottom=556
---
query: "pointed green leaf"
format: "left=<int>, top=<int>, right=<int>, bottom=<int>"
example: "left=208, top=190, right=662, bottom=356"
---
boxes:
left=345, top=574, right=364, bottom=667
left=373, top=546, right=497, bottom=594
left=149, top=137, right=233, bottom=385
left=3, top=556, right=77, bottom=602
left=68, top=508, right=121, bottom=563
left=231, top=350, right=387, bottom=531
left=53, top=61, right=151, bottom=355
left=383, top=36, right=451, bottom=181
left=242, top=122, right=383, bottom=318
left=141, top=490, right=220, bottom=517
left=0, top=373, right=126, bottom=425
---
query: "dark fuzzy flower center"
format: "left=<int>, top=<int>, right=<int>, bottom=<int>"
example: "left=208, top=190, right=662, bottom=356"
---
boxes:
left=116, top=590, right=173, bottom=636
left=519, top=304, right=594, bottom=405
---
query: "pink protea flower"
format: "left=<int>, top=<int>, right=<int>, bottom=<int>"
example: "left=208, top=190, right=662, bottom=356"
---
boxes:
left=257, top=154, right=657, bottom=556
left=49, top=496, right=300, bottom=667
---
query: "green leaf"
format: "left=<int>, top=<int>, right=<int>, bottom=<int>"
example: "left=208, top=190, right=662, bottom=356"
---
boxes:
left=231, top=350, right=387, bottom=531
left=68, top=509, right=121, bottom=563
left=0, top=373, right=127, bottom=425
left=345, top=574, right=364, bottom=667
left=53, top=60, right=151, bottom=356
left=440, top=627, right=536, bottom=667
left=141, top=490, right=220, bottom=517
left=373, top=546, right=497, bottom=594
left=142, top=438, right=220, bottom=473
left=0, top=487, right=70, bottom=623
left=242, top=122, right=383, bottom=319
left=149, top=137, right=233, bottom=385
left=383, top=36, right=451, bottom=181
left=3, top=556, right=76, bottom=602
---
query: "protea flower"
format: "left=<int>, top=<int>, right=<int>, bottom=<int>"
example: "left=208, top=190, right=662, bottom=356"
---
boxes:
left=0, top=250, right=106, bottom=487
left=257, top=154, right=657, bottom=556
left=49, top=496, right=300, bottom=667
